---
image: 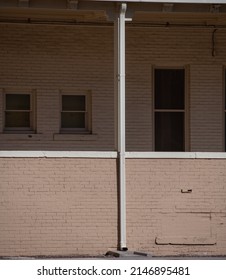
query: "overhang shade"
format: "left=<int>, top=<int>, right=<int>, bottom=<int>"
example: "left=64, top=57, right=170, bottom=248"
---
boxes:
left=1, top=1, right=226, bottom=26
left=81, top=0, right=226, bottom=3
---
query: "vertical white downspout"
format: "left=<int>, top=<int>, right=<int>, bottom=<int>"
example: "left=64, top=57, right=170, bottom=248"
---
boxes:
left=115, top=3, right=127, bottom=250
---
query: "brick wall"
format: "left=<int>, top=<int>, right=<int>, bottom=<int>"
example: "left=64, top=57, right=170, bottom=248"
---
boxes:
left=0, top=156, right=226, bottom=257
left=126, top=27, right=226, bottom=151
left=127, top=158, right=226, bottom=256
left=0, top=21, right=226, bottom=257
left=0, top=24, right=115, bottom=150
left=0, top=158, right=118, bottom=256
left=0, top=24, right=226, bottom=151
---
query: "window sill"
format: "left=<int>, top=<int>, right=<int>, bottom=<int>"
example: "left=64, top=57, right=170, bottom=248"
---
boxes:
left=53, top=133, right=98, bottom=141
left=0, top=133, right=41, bottom=141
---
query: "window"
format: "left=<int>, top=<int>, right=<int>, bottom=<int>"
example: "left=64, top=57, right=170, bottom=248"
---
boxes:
left=4, top=92, right=35, bottom=132
left=154, top=68, right=186, bottom=151
left=61, top=93, right=91, bottom=133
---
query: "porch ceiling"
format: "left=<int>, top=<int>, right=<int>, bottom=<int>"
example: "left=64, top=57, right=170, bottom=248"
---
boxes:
left=133, top=12, right=226, bottom=25
left=0, top=7, right=108, bottom=23
left=0, top=1, right=226, bottom=25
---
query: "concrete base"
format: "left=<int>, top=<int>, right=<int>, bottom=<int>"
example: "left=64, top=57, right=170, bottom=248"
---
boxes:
left=106, top=250, right=152, bottom=258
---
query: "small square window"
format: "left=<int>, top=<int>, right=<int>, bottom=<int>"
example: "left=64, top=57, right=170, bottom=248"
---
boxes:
left=61, top=93, right=91, bottom=133
left=4, top=93, right=35, bottom=132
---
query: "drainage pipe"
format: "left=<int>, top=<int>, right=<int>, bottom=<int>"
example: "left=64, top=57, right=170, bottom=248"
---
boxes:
left=115, top=3, right=127, bottom=250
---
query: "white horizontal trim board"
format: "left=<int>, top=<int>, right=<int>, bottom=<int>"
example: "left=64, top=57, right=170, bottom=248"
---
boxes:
left=0, top=151, right=118, bottom=158
left=126, top=152, right=226, bottom=159
left=0, top=151, right=226, bottom=159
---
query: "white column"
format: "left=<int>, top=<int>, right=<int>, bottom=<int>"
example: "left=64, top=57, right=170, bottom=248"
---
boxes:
left=114, top=3, right=127, bottom=250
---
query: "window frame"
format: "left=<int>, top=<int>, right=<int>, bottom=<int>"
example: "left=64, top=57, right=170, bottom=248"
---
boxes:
left=153, top=66, right=189, bottom=152
left=60, top=91, right=92, bottom=134
left=3, top=90, right=36, bottom=133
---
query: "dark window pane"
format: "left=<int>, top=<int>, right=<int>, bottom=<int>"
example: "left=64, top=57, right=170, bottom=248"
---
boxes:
left=5, top=112, right=30, bottom=128
left=61, top=112, right=85, bottom=129
left=62, top=95, right=85, bottom=111
left=155, top=69, right=184, bottom=109
left=155, top=112, right=184, bottom=151
left=6, top=94, right=30, bottom=110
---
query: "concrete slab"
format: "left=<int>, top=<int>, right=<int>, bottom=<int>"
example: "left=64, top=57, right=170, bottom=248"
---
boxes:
left=106, top=250, right=152, bottom=258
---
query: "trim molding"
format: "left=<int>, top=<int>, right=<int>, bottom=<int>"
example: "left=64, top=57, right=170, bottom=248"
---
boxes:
left=0, top=151, right=118, bottom=158
left=126, top=152, right=226, bottom=159
left=0, top=151, right=226, bottom=159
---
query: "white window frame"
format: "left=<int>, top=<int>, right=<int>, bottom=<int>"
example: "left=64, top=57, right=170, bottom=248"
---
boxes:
left=3, top=90, right=36, bottom=133
left=60, top=91, right=92, bottom=134
left=153, top=66, right=189, bottom=152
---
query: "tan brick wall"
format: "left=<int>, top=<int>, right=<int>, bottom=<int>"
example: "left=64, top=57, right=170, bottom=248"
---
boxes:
left=127, top=159, right=226, bottom=256
left=0, top=24, right=115, bottom=150
left=0, top=24, right=226, bottom=151
left=0, top=22, right=226, bottom=257
left=0, top=158, right=118, bottom=256
left=0, top=157, right=226, bottom=256
left=126, top=27, right=226, bottom=151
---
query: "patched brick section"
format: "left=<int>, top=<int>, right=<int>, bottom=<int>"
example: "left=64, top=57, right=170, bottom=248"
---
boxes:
left=127, top=159, right=226, bottom=256
left=0, top=158, right=118, bottom=256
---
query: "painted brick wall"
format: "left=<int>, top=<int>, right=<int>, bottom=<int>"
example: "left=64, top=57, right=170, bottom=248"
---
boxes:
left=0, top=21, right=226, bottom=257
left=126, top=27, right=226, bottom=151
left=0, top=24, right=226, bottom=151
left=127, top=159, right=226, bottom=256
left=0, top=24, right=115, bottom=150
left=0, top=157, right=226, bottom=256
left=0, top=158, right=118, bottom=256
